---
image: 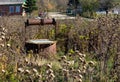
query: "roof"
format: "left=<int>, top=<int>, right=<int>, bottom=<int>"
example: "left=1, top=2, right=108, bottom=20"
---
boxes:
left=26, top=39, right=56, bottom=45
left=0, top=0, right=24, bottom=5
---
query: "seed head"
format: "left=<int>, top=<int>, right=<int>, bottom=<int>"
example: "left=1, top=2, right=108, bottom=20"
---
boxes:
left=75, top=50, right=79, bottom=53
left=82, top=70, right=86, bottom=73
left=83, top=59, right=86, bottom=64
left=25, top=69, right=31, bottom=74
left=77, top=69, right=81, bottom=73
left=1, top=32, right=5, bottom=36
left=4, top=29, right=8, bottom=33
left=38, top=74, right=42, bottom=78
left=78, top=53, right=83, bottom=57
left=82, top=54, right=86, bottom=58
left=88, top=61, right=95, bottom=66
left=83, top=66, right=86, bottom=70
left=18, top=68, right=24, bottom=73
left=2, top=70, right=6, bottom=73
left=25, top=58, right=29, bottom=63
left=48, top=69, right=53, bottom=73
left=7, top=43, right=11, bottom=47
left=0, top=44, right=5, bottom=47
left=2, top=28, right=5, bottom=31
left=50, top=73, right=55, bottom=78
left=1, top=36, right=5, bottom=39
left=61, top=56, right=67, bottom=60
left=46, top=69, right=53, bottom=74
left=32, top=68, right=38, bottom=73
left=62, top=69, right=69, bottom=72
left=79, top=58, right=84, bottom=62
left=78, top=79, right=82, bottom=82
left=78, top=74, right=83, bottom=79
left=46, top=63, right=52, bottom=69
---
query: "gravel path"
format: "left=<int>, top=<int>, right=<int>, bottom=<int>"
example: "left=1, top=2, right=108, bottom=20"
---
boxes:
left=47, top=12, right=75, bottom=20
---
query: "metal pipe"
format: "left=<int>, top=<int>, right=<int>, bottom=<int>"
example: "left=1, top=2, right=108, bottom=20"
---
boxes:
left=25, top=18, right=56, bottom=27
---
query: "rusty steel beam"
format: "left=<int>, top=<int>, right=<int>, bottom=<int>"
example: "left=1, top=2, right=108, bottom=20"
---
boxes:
left=25, top=18, right=56, bottom=27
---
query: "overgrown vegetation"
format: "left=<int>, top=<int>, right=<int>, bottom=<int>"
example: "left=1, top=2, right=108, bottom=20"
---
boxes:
left=0, top=14, right=120, bottom=82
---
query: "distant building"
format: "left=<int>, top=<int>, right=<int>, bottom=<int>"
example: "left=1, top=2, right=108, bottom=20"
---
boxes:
left=111, top=6, right=120, bottom=14
left=0, top=0, right=24, bottom=16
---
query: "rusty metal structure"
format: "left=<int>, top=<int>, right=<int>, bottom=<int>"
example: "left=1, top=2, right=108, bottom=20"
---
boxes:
left=25, top=18, right=57, bottom=39
left=24, top=18, right=57, bottom=54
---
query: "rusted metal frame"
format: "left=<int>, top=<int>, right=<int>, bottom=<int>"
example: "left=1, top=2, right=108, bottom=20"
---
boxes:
left=24, top=18, right=57, bottom=40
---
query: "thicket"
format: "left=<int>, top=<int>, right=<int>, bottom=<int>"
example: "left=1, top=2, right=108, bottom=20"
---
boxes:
left=0, top=15, right=120, bottom=82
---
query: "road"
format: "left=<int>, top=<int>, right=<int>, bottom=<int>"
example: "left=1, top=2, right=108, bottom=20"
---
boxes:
left=47, top=12, right=75, bottom=20
left=36, top=12, right=94, bottom=21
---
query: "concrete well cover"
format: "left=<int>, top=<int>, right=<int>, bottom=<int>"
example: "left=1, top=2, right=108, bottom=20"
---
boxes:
left=26, top=39, right=55, bottom=44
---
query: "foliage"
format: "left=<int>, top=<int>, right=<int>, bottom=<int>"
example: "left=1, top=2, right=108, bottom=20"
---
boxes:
left=99, top=0, right=114, bottom=11
left=68, top=0, right=80, bottom=8
left=80, top=0, right=99, bottom=18
left=80, top=0, right=99, bottom=12
left=23, top=0, right=37, bottom=15
left=67, top=0, right=99, bottom=17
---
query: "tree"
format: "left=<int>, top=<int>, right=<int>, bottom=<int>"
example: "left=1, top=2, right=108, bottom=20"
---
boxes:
left=23, top=0, right=37, bottom=16
left=68, top=0, right=98, bottom=11
left=67, top=0, right=99, bottom=17
left=98, top=0, right=120, bottom=14
left=79, top=0, right=99, bottom=18
left=79, top=0, right=99, bottom=12
left=68, top=0, right=80, bottom=8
